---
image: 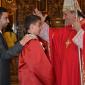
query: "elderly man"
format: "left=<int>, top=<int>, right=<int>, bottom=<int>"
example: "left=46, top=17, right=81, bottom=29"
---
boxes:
left=34, top=0, right=85, bottom=84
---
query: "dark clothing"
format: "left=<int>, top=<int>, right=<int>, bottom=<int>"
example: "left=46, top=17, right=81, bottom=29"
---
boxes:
left=0, top=33, right=22, bottom=85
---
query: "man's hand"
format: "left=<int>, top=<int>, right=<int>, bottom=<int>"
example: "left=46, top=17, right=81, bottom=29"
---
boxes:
left=33, top=8, right=47, bottom=23
left=72, top=21, right=81, bottom=32
left=19, top=34, right=37, bottom=46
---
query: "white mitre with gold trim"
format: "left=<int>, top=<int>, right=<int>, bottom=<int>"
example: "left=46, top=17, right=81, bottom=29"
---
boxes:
left=63, top=0, right=81, bottom=12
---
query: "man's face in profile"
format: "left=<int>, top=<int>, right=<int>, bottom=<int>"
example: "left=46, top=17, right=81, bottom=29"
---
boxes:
left=0, top=12, right=9, bottom=29
left=63, top=10, right=77, bottom=25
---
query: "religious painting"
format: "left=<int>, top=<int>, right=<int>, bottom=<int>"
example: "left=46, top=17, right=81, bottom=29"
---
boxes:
left=37, top=0, right=47, bottom=12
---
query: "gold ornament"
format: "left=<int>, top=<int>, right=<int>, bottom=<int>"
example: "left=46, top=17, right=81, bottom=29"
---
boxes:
left=65, top=39, right=71, bottom=48
left=6, top=0, right=13, bottom=4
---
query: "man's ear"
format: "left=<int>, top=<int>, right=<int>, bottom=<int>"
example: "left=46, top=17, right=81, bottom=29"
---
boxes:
left=29, top=24, right=34, bottom=31
left=0, top=20, right=1, bottom=23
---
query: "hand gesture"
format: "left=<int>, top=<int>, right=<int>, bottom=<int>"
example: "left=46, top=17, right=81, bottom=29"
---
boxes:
left=20, top=34, right=37, bottom=46
left=33, top=8, right=47, bottom=22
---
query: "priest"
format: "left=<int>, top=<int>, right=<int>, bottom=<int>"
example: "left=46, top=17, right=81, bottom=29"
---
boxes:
left=52, top=0, right=85, bottom=85
left=33, top=0, right=85, bottom=84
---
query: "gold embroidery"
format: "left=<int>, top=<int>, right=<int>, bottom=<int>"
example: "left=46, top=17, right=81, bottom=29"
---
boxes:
left=65, top=39, right=71, bottom=48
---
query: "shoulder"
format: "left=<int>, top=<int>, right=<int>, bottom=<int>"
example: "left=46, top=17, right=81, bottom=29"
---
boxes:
left=3, top=32, right=11, bottom=34
left=21, top=39, right=44, bottom=56
left=3, top=32, right=11, bottom=38
left=23, top=39, right=41, bottom=49
left=27, top=39, right=40, bottom=45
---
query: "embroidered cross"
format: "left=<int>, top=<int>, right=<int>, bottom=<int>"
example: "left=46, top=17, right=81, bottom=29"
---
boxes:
left=65, top=39, right=71, bottom=48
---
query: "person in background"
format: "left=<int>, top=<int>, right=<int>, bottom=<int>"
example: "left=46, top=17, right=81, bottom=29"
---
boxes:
left=3, top=23, right=18, bottom=75
left=45, top=15, right=51, bottom=26
left=3, top=23, right=17, bottom=48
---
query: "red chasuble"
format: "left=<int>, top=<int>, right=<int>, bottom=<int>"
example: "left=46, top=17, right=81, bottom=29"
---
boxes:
left=18, top=39, right=54, bottom=85
left=49, top=26, right=81, bottom=85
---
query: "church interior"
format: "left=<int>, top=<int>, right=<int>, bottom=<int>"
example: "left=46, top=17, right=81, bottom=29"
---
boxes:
left=0, top=0, right=85, bottom=85
left=1, top=0, right=85, bottom=38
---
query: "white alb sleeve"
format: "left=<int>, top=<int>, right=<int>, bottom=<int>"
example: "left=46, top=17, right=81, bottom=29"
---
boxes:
left=72, top=29, right=84, bottom=49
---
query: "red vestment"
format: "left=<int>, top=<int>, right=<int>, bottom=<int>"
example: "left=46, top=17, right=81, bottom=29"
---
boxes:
left=83, top=22, right=85, bottom=83
left=80, top=19, right=85, bottom=72
left=80, top=18, right=85, bottom=30
left=18, top=39, right=54, bottom=85
left=49, top=26, right=82, bottom=85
